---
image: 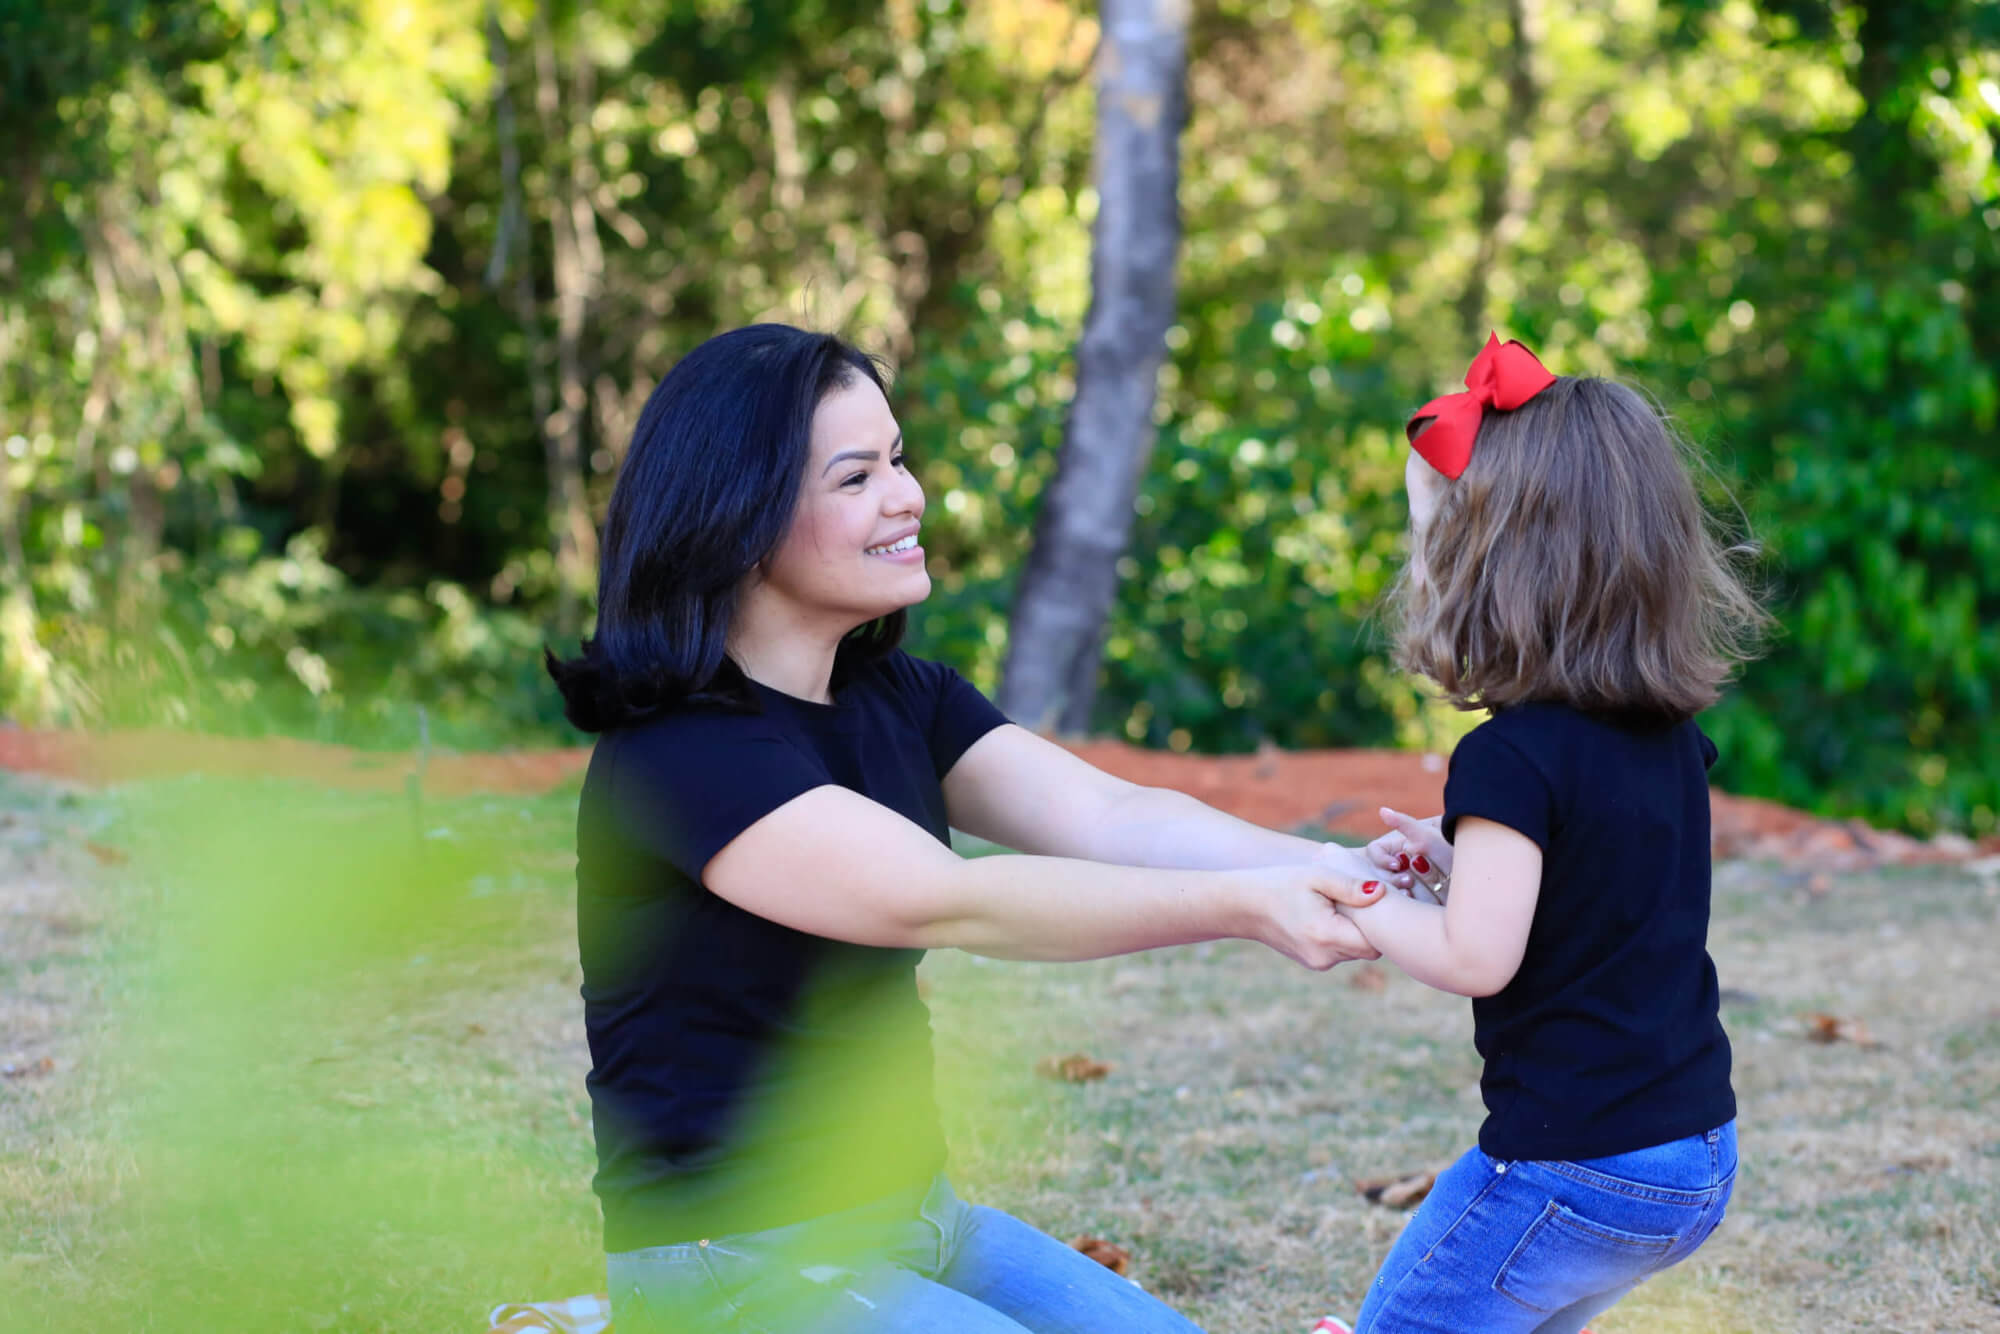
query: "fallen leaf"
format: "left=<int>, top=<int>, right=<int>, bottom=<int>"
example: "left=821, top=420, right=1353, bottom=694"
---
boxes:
left=1803, top=1012, right=1878, bottom=1047
left=1347, top=964, right=1388, bottom=992
left=83, top=841, right=128, bottom=867
left=1069, top=1236, right=1130, bottom=1274
left=1888, top=1153, right=1951, bottom=1174
left=1036, top=1053, right=1112, bottom=1083
left=464, top=1023, right=487, bottom=1037
left=1355, top=1167, right=1439, bottom=1209
left=2, top=1057, right=54, bottom=1079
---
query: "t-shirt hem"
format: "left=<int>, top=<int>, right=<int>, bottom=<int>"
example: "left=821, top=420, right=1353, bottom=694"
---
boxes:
left=1477, top=1093, right=1737, bottom=1164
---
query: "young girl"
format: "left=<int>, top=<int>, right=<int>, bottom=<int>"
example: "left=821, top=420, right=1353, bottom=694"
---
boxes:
left=1319, top=335, right=1766, bottom=1334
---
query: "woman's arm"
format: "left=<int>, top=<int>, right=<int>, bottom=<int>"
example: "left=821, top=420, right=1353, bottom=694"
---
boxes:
left=1323, top=816, right=1542, bottom=997
left=702, top=782, right=1383, bottom=968
left=942, top=723, right=1361, bottom=872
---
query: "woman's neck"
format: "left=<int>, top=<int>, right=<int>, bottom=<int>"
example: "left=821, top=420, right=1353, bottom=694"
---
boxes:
left=727, top=600, right=847, bottom=704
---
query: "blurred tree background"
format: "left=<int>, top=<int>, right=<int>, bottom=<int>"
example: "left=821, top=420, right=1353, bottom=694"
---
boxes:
left=1, top=0, right=1996, bottom=833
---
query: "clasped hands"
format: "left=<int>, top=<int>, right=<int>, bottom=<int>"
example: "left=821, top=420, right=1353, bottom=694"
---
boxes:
left=1263, top=806, right=1453, bottom=971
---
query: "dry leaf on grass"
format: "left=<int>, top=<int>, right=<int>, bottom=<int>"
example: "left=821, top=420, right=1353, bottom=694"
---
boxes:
left=1347, top=964, right=1388, bottom=992
left=1803, top=1012, right=1879, bottom=1047
left=2, top=1057, right=54, bottom=1079
left=1036, top=1053, right=1112, bottom=1083
left=1887, top=1153, right=1952, bottom=1175
left=83, top=841, right=129, bottom=867
left=1068, top=1236, right=1130, bottom=1273
left=1355, top=1167, right=1439, bottom=1209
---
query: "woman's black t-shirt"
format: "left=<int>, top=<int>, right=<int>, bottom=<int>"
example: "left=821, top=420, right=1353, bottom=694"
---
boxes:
left=574, top=651, right=1008, bottom=1250
left=1442, top=701, right=1735, bottom=1162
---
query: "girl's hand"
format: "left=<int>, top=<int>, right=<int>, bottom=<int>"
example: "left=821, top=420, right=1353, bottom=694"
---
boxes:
left=1363, top=807, right=1453, bottom=899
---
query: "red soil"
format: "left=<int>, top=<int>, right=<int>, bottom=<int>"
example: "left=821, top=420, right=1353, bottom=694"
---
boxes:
left=1, top=727, right=1989, bottom=870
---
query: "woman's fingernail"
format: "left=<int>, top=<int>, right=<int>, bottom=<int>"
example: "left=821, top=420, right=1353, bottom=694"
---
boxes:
left=1412, top=856, right=1431, bottom=874
left=1394, top=854, right=1410, bottom=871
left=1362, top=881, right=1382, bottom=895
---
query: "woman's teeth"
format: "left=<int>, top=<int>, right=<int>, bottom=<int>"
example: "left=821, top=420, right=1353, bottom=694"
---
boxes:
left=866, top=535, right=918, bottom=555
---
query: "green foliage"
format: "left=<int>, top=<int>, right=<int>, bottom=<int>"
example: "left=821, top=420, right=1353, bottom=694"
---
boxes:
left=3, top=0, right=1999, bottom=830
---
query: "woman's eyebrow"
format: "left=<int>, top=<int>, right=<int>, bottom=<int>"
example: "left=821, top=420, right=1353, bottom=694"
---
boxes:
left=819, top=432, right=903, bottom=476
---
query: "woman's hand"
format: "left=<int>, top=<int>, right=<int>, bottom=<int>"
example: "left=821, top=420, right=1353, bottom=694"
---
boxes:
left=1252, top=860, right=1384, bottom=970
left=1364, top=807, right=1453, bottom=899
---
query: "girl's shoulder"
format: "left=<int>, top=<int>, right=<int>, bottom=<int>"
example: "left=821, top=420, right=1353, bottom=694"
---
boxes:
left=1468, top=700, right=1710, bottom=774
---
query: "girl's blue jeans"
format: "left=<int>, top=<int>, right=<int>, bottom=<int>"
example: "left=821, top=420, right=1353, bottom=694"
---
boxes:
left=605, top=1174, right=1207, bottom=1333
left=1353, top=1121, right=1737, bottom=1334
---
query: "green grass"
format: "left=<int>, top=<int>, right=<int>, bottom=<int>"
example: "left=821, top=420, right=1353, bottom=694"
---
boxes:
left=3, top=771, right=1998, bottom=1331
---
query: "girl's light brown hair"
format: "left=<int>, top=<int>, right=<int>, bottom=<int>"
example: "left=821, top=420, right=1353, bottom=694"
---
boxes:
left=1392, top=375, right=1768, bottom=721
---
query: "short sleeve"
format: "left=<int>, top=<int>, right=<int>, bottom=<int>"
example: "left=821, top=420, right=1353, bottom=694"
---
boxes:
left=602, top=714, right=830, bottom=881
left=1443, top=723, right=1557, bottom=850
left=880, top=652, right=1010, bottom=777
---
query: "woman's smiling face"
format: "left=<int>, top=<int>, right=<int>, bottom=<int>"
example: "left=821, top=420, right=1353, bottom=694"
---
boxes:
left=749, top=374, right=930, bottom=631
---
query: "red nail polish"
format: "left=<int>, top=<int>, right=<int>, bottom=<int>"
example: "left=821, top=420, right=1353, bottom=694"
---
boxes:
left=1412, top=856, right=1431, bottom=874
left=1362, top=880, right=1382, bottom=895
left=1394, top=854, right=1410, bottom=871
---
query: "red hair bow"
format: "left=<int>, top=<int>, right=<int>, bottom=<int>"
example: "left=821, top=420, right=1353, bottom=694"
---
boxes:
left=1406, top=334, right=1557, bottom=479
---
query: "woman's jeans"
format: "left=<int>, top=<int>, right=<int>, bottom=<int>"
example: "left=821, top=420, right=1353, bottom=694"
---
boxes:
left=1353, top=1121, right=1737, bottom=1334
left=606, top=1175, right=1207, bottom=1333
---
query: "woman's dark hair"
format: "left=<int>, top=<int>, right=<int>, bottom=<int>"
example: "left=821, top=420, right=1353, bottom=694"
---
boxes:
left=546, top=324, right=903, bottom=731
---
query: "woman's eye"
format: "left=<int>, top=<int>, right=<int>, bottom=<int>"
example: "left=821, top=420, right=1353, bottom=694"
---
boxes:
left=841, top=472, right=868, bottom=488
left=892, top=452, right=910, bottom=470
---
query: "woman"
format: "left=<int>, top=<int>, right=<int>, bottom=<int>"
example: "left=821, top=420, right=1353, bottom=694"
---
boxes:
left=547, top=324, right=1381, bottom=1333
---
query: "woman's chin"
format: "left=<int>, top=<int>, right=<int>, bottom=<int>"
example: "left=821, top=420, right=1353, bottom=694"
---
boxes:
left=895, top=570, right=933, bottom=608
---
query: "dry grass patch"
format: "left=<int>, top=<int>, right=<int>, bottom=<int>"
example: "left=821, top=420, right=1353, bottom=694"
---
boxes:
left=926, top=860, right=2000, bottom=1333
left=2, top=770, right=1997, bottom=1332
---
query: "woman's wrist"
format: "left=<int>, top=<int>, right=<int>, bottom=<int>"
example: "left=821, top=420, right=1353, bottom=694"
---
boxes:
left=1221, top=869, right=1279, bottom=945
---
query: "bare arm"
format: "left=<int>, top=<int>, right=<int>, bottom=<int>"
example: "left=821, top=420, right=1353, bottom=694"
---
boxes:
left=1323, top=816, right=1542, bottom=997
left=703, top=783, right=1385, bottom=968
left=943, top=723, right=1365, bottom=870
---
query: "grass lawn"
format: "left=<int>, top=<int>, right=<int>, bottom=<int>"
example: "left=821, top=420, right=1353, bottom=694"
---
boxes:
left=2, top=768, right=1997, bottom=1332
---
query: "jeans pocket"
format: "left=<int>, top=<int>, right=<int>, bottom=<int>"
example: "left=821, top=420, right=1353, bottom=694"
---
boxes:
left=1492, top=1199, right=1677, bottom=1314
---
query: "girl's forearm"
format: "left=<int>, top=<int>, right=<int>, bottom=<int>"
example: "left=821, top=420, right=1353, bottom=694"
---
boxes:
left=1338, top=893, right=1510, bottom=997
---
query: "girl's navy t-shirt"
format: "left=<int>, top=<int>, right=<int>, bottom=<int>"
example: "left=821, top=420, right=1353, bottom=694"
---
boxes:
left=573, top=651, right=1007, bottom=1250
left=1443, top=701, right=1735, bottom=1162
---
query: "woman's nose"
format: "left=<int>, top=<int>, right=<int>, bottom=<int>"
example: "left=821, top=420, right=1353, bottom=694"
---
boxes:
left=888, top=467, right=924, bottom=518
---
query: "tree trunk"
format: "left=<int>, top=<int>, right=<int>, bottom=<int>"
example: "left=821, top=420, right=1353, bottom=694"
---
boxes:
left=997, top=0, right=1186, bottom=734
left=529, top=2, right=600, bottom=639
left=1457, top=0, right=1542, bottom=342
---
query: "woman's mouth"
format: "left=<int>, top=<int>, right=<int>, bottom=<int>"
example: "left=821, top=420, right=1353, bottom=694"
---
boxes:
left=865, top=535, right=922, bottom=558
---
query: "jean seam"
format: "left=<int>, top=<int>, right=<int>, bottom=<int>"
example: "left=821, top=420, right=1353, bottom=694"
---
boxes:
left=919, top=1175, right=960, bottom=1276
left=1362, top=1156, right=1512, bottom=1324
left=1536, top=1160, right=1712, bottom=1205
